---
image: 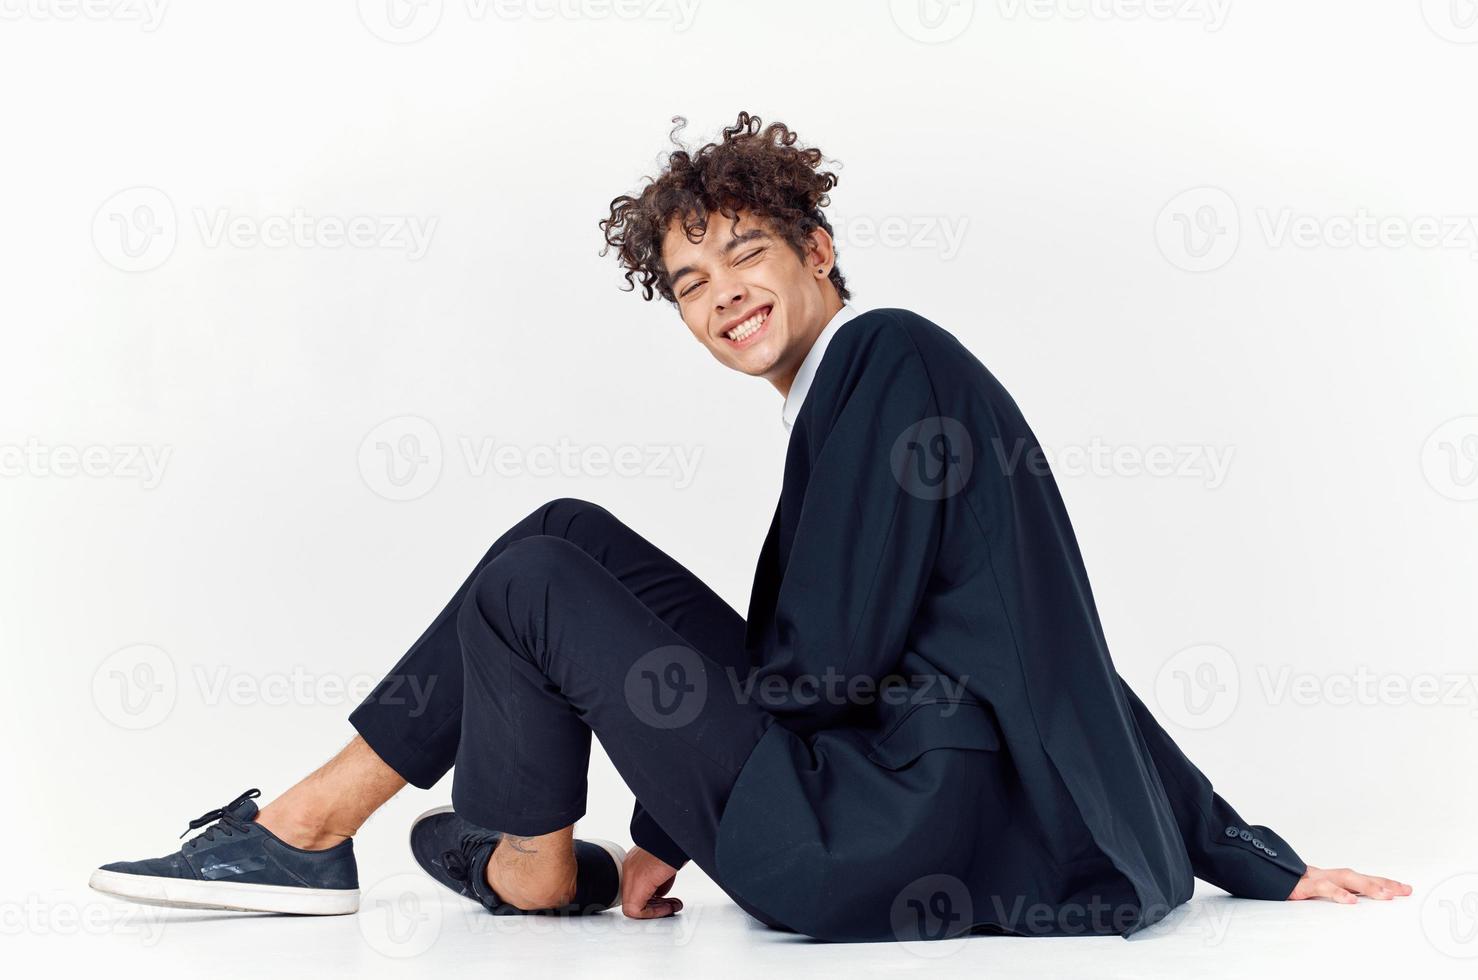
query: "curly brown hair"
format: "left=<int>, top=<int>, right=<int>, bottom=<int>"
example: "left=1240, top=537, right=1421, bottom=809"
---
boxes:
left=600, top=111, right=849, bottom=305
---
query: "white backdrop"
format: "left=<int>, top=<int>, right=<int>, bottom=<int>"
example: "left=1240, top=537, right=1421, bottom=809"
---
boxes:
left=3, top=2, right=1476, bottom=977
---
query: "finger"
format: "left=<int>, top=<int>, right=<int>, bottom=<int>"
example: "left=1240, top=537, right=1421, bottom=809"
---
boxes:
left=1330, top=868, right=1377, bottom=896
left=648, top=896, right=682, bottom=917
left=1365, top=875, right=1412, bottom=896
left=623, top=892, right=659, bottom=919
left=1333, top=869, right=1395, bottom=900
left=620, top=871, right=680, bottom=919
left=624, top=895, right=682, bottom=919
left=1354, top=872, right=1412, bottom=899
left=623, top=865, right=661, bottom=898
left=620, top=876, right=653, bottom=914
left=1314, top=879, right=1358, bottom=905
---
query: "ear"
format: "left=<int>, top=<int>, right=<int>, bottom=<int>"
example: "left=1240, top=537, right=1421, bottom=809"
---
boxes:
left=803, top=226, right=837, bottom=279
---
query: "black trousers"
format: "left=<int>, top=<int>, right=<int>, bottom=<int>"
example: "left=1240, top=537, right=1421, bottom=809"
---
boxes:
left=348, top=498, right=775, bottom=883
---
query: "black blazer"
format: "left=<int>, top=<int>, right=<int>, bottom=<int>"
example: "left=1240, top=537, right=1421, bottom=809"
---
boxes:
left=711, top=308, right=1306, bottom=941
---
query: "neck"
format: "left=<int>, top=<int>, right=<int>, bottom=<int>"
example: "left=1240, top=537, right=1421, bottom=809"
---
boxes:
left=772, top=297, right=845, bottom=398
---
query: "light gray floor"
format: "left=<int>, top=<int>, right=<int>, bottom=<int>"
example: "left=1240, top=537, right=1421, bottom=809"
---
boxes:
left=8, top=857, right=1470, bottom=980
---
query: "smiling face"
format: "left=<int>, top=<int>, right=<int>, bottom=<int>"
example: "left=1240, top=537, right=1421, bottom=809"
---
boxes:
left=662, top=208, right=843, bottom=396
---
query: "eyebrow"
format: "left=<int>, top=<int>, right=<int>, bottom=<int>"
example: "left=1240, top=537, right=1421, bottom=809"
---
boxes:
left=666, top=227, right=771, bottom=292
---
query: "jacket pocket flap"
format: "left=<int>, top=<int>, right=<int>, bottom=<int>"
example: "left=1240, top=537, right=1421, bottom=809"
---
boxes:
left=866, top=699, right=1001, bottom=770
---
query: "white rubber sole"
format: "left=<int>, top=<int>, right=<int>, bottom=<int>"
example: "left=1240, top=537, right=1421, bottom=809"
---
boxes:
left=88, top=868, right=360, bottom=915
left=411, top=804, right=626, bottom=911
left=585, top=838, right=627, bottom=910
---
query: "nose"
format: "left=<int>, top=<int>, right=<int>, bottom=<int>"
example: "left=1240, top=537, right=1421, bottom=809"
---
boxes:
left=711, top=268, right=746, bottom=316
left=715, top=285, right=745, bottom=314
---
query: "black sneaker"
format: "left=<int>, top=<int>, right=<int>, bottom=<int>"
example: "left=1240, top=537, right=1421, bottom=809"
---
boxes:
left=89, top=788, right=359, bottom=915
left=409, top=805, right=624, bottom=915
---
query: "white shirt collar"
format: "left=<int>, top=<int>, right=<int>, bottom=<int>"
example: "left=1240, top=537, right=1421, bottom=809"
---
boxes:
left=781, top=303, right=861, bottom=430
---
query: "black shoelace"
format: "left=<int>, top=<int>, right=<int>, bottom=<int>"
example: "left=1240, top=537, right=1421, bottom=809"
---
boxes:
left=180, top=788, right=261, bottom=847
left=442, top=833, right=499, bottom=885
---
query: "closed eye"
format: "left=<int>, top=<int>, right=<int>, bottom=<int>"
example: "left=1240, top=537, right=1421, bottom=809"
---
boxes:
left=677, top=247, right=766, bottom=299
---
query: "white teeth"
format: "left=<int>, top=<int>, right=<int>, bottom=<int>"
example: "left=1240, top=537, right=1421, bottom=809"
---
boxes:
left=726, top=309, right=769, bottom=341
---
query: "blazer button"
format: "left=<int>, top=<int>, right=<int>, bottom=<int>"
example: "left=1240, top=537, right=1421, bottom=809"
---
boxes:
left=1225, top=827, right=1239, bottom=837
left=1267, top=849, right=1278, bottom=857
left=1239, top=830, right=1253, bottom=841
left=1252, top=838, right=1264, bottom=849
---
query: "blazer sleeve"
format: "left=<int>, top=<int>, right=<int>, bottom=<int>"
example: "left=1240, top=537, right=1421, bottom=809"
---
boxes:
left=747, top=324, right=946, bottom=733
left=630, top=800, right=689, bottom=870
left=1118, top=674, right=1308, bottom=900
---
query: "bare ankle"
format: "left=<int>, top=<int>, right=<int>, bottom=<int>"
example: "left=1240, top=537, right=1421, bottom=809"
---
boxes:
left=256, top=798, right=351, bottom=851
left=485, top=835, right=577, bottom=910
left=255, top=736, right=407, bottom=850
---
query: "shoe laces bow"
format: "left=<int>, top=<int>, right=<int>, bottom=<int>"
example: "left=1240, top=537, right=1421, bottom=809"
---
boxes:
left=180, top=788, right=262, bottom=845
